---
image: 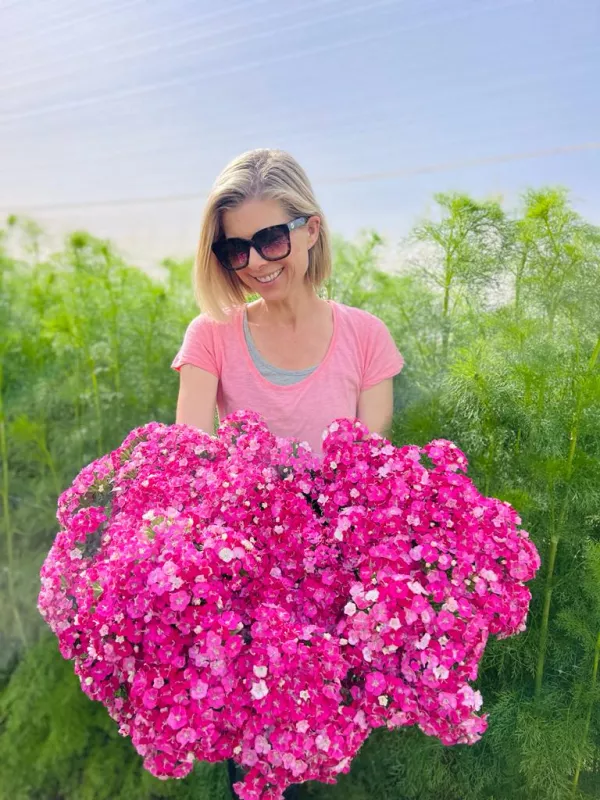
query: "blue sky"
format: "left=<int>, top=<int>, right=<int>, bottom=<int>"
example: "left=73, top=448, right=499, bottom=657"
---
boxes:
left=0, top=0, right=598, bottom=265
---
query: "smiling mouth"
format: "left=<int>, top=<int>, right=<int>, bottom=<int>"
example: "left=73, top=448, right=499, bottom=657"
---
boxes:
left=255, top=268, right=283, bottom=284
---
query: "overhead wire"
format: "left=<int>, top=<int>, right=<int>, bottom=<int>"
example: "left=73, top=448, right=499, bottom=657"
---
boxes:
left=2, top=140, right=597, bottom=214
left=0, top=0, right=406, bottom=96
left=0, top=62, right=592, bottom=179
left=0, top=0, right=328, bottom=83
left=320, top=141, right=600, bottom=184
left=0, top=0, right=151, bottom=50
left=2, top=25, right=592, bottom=154
left=0, top=0, right=535, bottom=126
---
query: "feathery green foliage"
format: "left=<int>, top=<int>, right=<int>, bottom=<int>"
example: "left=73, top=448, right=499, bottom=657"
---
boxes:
left=0, top=189, right=599, bottom=798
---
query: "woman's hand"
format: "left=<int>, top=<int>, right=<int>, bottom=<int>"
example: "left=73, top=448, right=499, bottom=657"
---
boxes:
left=357, top=378, right=394, bottom=438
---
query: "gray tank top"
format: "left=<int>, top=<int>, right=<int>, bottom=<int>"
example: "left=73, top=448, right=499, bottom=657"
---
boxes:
left=243, top=310, right=317, bottom=386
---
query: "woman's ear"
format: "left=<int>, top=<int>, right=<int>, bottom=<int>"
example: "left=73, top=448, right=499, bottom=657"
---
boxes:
left=307, top=215, right=321, bottom=249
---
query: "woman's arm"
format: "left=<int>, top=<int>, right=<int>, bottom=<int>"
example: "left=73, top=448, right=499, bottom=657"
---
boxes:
left=357, top=378, right=394, bottom=437
left=175, top=364, right=218, bottom=434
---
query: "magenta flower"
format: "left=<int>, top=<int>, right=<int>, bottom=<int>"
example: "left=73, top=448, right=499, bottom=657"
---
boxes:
left=38, top=412, right=540, bottom=800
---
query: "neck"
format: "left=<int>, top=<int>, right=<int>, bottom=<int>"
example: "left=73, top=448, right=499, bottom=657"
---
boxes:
left=252, top=283, right=326, bottom=328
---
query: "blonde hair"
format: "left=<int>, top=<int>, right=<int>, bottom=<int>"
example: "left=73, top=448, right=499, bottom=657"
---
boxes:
left=194, top=148, right=332, bottom=320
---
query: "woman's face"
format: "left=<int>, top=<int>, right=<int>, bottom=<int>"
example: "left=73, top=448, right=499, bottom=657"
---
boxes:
left=220, top=198, right=320, bottom=301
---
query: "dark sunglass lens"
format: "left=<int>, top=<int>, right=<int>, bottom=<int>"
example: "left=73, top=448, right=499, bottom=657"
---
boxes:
left=255, top=226, right=290, bottom=260
left=219, top=239, right=249, bottom=270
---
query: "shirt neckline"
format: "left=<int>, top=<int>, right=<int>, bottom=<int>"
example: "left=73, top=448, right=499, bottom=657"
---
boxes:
left=236, top=299, right=338, bottom=391
left=243, top=309, right=317, bottom=377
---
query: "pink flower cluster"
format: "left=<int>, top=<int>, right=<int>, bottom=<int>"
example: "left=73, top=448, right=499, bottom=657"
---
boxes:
left=38, top=412, right=540, bottom=799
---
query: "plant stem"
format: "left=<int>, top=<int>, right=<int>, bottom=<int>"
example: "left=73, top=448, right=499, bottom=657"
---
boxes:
left=441, top=258, right=452, bottom=365
left=571, top=630, right=600, bottom=796
left=103, top=255, right=122, bottom=431
left=227, top=758, right=238, bottom=798
left=534, top=335, right=600, bottom=700
left=38, top=434, right=61, bottom=499
left=0, top=360, right=28, bottom=647
left=534, top=533, right=559, bottom=700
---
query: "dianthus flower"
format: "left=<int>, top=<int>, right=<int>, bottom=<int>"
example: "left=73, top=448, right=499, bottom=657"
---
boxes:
left=38, top=413, right=540, bottom=799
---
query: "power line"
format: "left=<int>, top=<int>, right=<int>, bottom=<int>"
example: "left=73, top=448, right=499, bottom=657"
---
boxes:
left=0, top=0, right=276, bottom=80
left=2, top=0, right=101, bottom=27
left=320, top=141, right=600, bottom=184
left=2, top=34, right=591, bottom=157
left=0, top=71, right=591, bottom=179
left=0, top=0, right=534, bottom=126
left=0, top=0, right=322, bottom=84
left=0, top=0, right=31, bottom=10
left=0, top=0, right=402, bottom=96
left=2, top=140, right=597, bottom=214
left=0, top=0, right=64, bottom=12
left=0, top=0, right=150, bottom=50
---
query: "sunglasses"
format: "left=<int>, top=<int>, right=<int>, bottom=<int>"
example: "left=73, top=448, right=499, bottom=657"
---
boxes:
left=211, top=216, right=309, bottom=272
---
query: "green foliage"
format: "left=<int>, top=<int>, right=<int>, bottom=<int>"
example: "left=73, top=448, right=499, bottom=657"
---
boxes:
left=0, top=636, right=230, bottom=800
left=1, top=189, right=599, bottom=798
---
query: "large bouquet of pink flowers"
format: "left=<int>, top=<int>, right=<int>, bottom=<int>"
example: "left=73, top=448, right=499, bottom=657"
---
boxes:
left=38, top=412, right=540, bottom=799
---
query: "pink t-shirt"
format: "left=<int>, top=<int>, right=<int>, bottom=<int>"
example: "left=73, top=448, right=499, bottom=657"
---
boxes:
left=170, top=300, right=404, bottom=455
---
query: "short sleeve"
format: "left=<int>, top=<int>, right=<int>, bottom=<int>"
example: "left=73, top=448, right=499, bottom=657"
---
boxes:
left=361, top=314, right=404, bottom=391
left=170, top=314, right=220, bottom=377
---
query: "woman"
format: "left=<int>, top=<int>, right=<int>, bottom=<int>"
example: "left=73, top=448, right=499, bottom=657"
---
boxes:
left=171, top=148, right=404, bottom=455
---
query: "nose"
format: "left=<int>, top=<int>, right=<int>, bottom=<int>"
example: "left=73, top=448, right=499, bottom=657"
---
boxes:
left=246, top=245, right=267, bottom=272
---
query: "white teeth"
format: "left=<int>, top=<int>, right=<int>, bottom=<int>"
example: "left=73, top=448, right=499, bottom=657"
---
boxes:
left=256, top=268, right=282, bottom=284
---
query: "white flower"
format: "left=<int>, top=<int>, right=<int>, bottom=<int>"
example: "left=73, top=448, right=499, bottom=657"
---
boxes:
left=251, top=680, right=269, bottom=700
left=253, top=665, right=268, bottom=678
left=329, top=461, right=337, bottom=470
left=299, top=690, right=310, bottom=701
left=142, top=510, right=156, bottom=521
left=316, top=733, right=331, bottom=751
left=443, top=597, right=458, bottom=613
left=480, top=568, right=498, bottom=582
left=218, top=547, right=235, bottom=563
left=378, top=695, right=389, bottom=707
left=344, top=601, right=357, bottom=617
left=389, top=617, right=401, bottom=630
left=365, top=589, right=379, bottom=603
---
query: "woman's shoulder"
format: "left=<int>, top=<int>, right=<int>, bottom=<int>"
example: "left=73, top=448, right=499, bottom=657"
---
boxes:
left=331, top=301, right=403, bottom=383
left=185, top=306, right=242, bottom=336
left=331, top=301, right=388, bottom=334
